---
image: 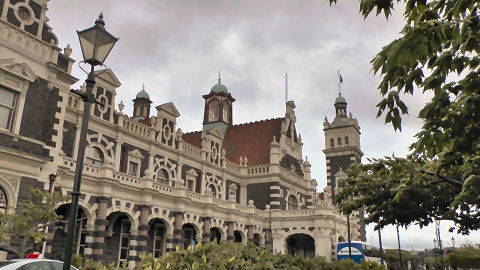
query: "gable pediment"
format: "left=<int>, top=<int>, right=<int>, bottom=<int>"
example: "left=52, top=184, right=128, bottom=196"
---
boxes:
left=94, top=68, right=121, bottom=87
left=0, top=59, right=37, bottom=82
left=156, top=102, right=181, bottom=118
left=206, top=128, right=223, bottom=139
left=128, top=149, right=144, bottom=159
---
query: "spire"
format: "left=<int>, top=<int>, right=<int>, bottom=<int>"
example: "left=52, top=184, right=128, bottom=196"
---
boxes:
left=218, top=70, right=221, bottom=83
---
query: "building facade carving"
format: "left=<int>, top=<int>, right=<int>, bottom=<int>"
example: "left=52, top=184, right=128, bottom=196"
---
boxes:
left=0, top=0, right=364, bottom=265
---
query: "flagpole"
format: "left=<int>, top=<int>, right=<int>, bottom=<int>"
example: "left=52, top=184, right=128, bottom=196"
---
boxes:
left=285, top=73, right=288, bottom=103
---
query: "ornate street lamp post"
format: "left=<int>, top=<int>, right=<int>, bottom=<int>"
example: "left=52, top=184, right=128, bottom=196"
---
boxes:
left=62, top=13, right=118, bottom=270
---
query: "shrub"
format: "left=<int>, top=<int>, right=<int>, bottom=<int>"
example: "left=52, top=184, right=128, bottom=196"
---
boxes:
left=137, top=241, right=384, bottom=270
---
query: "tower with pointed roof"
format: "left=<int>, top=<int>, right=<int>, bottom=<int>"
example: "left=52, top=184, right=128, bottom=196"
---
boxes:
left=323, top=92, right=365, bottom=241
left=202, top=77, right=235, bottom=137
left=133, top=84, right=152, bottom=120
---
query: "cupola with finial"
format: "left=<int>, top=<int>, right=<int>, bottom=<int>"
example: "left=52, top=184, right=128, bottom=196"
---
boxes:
left=132, top=84, right=152, bottom=121
left=202, top=72, right=235, bottom=137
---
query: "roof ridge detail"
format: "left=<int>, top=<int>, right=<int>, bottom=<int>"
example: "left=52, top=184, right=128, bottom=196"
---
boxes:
left=233, top=117, right=284, bottom=127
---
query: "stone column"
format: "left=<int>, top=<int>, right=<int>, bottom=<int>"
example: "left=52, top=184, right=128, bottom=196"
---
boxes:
left=114, top=139, right=123, bottom=172
left=201, top=217, right=211, bottom=243
left=200, top=171, right=206, bottom=194
left=165, top=233, right=174, bottom=253
left=264, top=228, right=273, bottom=251
left=240, top=184, right=247, bottom=205
left=246, top=225, right=254, bottom=242
left=128, top=229, right=138, bottom=267
left=173, top=212, right=184, bottom=250
left=137, top=206, right=150, bottom=256
left=89, top=197, right=108, bottom=262
left=226, top=221, right=234, bottom=241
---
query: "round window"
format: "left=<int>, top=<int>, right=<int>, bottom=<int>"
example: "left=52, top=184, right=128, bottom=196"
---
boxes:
left=17, top=6, right=30, bottom=22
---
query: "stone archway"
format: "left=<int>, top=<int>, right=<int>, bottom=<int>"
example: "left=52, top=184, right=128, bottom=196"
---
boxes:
left=49, top=204, right=88, bottom=260
left=148, top=218, right=168, bottom=258
left=104, top=212, right=134, bottom=265
left=182, top=223, right=198, bottom=249
left=253, top=233, right=262, bottom=246
left=210, top=227, right=222, bottom=243
left=285, top=233, right=315, bottom=258
left=234, top=230, right=243, bottom=243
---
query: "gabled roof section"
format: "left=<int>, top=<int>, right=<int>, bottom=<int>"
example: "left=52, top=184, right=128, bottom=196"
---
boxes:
left=182, top=131, right=202, bottom=148
left=0, top=59, right=37, bottom=82
left=223, top=118, right=284, bottom=166
left=94, top=68, right=121, bottom=87
left=156, top=102, right=181, bottom=118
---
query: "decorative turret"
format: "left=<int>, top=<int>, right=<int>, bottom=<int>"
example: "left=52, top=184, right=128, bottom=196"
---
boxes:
left=202, top=74, right=235, bottom=137
left=133, top=84, right=152, bottom=121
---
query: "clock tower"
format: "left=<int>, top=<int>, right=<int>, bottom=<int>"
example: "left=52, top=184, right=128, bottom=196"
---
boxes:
left=202, top=77, right=235, bottom=137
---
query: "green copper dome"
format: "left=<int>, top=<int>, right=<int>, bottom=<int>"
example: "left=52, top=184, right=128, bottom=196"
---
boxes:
left=136, top=89, right=150, bottom=99
left=211, top=80, right=228, bottom=93
left=335, top=94, right=346, bottom=103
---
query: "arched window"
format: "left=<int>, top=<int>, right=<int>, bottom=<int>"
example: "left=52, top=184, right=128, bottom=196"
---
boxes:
left=156, top=169, right=169, bottom=185
left=222, top=101, right=229, bottom=123
left=0, top=187, right=7, bottom=213
left=330, top=138, right=334, bottom=147
left=85, top=146, right=103, bottom=165
left=208, top=100, right=219, bottom=122
left=337, top=137, right=342, bottom=146
left=208, top=185, right=217, bottom=197
left=287, top=195, right=298, bottom=210
left=344, top=136, right=349, bottom=146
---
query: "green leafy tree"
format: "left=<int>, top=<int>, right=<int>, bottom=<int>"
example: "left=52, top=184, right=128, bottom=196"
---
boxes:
left=329, top=0, right=480, bottom=233
left=0, top=189, right=66, bottom=258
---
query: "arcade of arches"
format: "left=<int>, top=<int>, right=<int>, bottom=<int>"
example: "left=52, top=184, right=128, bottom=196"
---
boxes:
left=45, top=204, right=275, bottom=265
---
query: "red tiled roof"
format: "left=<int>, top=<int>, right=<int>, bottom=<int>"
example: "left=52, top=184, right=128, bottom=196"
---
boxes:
left=138, top=117, right=152, bottom=127
left=182, top=131, right=202, bottom=148
left=181, top=118, right=284, bottom=166
left=223, top=118, right=284, bottom=166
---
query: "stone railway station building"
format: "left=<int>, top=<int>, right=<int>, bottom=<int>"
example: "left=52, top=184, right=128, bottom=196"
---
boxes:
left=0, top=0, right=364, bottom=266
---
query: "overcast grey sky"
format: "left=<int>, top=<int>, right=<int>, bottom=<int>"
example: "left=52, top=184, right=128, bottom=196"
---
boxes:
left=47, top=0, right=479, bottom=250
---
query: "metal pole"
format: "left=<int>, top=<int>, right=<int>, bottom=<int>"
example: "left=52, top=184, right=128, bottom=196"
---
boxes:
left=347, top=214, right=352, bottom=259
left=438, top=228, right=444, bottom=270
left=63, top=66, right=95, bottom=270
left=397, top=225, right=403, bottom=270
left=378, top=228, right=384, bottom=266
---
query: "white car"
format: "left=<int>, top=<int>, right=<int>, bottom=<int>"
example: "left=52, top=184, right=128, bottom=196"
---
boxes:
left=0, top=259, right=78, bottom=270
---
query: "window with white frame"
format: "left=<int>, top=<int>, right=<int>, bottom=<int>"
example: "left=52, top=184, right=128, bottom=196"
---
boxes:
left=156, top=169, right=169, bottom=185
left=0, top=87, right=17, bottom=132
left=152, top=223, right=165, bottom=258
left=287, top=195, right=298, bottom=210
left=118, top=219, right=131, bottom=262
left=85, top=146, right=103, bottom=166
left=126, top=149, right=143, bottom=177
left=76, top=218, right=87, bottom=255
left=185, top=169, right=198, bottom=193
left=128, top=161, right=138, bottom=176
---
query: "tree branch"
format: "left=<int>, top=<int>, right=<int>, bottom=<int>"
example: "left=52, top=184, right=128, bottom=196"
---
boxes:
left=421, top=170, right=463, bottom=186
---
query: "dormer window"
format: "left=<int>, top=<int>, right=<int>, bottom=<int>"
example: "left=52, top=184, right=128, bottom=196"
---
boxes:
left=222, top=101, right=229, bottom=124
left=208, top=100, right=219, bottom=122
